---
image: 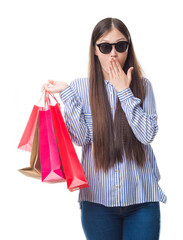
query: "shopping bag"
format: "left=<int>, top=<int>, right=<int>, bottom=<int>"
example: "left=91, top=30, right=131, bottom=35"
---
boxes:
left=18, top=105, right=42, bottom=152
left=39, top=104, right=66, bottom=183
left=19, top=118, right=41, bottom=179
left=49, top=96, right=89, bottom=191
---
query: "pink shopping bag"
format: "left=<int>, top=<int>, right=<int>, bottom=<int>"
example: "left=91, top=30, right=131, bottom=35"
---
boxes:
left=38, top=107, right=66, bottom=183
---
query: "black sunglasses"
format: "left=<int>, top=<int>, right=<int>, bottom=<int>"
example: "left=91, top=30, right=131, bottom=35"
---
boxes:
left=96, top=41, right=129, bottom=54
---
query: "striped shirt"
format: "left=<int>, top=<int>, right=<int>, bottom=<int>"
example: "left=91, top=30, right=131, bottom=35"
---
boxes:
left=59, top=77, right=167, bottom=207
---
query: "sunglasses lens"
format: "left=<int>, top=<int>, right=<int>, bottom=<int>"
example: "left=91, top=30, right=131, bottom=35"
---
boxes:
left=116, top=41, right=128, bottom=52
left=99, top=43, right=112, bottom=54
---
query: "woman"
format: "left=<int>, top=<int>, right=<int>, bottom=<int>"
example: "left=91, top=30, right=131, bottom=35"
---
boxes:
left=43, top=17, right=167, bottom=240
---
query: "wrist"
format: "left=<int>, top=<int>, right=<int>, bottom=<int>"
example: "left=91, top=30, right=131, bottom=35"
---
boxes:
left=117, top=87, right=134, bottom=102
left=60, top=83, right=69, bottom=92
left=59, top=86, right=73, bottom=103
left=116, top=85, right=129, bottom=92
left=62, top=83, right=69, bottom=91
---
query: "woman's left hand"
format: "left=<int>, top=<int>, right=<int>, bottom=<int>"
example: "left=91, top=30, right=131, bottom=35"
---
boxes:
left=108, top=58, right=134, bottom=92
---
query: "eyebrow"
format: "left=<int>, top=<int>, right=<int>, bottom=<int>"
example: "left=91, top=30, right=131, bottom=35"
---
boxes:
left=100, top=37, right=127, bottom=43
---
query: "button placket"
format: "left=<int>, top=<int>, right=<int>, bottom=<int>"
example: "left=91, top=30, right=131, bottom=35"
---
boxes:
left=110, top=85, right=118, bottom=114
left=114, top=163, right=119, bottom=191
left=107, top=84, right=115, bottom=115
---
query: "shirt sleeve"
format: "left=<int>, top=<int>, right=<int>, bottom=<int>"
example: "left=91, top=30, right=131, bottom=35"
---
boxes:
left=59, top=80, right=91, bottom=146
left=117, top=78, right=158, bottom=145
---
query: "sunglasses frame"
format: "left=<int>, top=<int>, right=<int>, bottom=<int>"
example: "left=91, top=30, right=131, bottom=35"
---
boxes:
left=96, top=41, right=129, bottom=54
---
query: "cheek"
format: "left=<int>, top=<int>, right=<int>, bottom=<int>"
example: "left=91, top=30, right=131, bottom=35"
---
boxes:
left=98, top=55, right=109, bottom=70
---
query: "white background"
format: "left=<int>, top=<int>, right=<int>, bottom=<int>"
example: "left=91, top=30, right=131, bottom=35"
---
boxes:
left=0, top=0, right=182, bottom=239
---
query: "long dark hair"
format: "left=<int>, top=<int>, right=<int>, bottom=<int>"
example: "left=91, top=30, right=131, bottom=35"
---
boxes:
left=89, top=18, right=146, bottom=172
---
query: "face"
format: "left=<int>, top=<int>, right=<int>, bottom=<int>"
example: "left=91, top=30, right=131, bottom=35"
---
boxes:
left=95, top=27, right=129, bottom=80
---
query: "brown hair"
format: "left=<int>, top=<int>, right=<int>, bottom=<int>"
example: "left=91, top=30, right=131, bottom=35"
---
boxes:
left=89, top=18, right=146, bottom=172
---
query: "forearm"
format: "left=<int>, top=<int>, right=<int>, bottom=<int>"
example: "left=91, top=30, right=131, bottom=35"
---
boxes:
left=59, top=86, right=91, bottom=146
left=117, top=86, right=158, bottom=144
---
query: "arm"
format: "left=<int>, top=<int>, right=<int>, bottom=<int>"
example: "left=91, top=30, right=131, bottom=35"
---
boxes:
left=108, top=59, right=158, bottom=144
left=59, top=80, right=91, bottom=146
left=117, top=78, right=158, bottom=144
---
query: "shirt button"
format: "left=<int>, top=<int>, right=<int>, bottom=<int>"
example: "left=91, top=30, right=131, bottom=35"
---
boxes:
left=124, top=93, right=127, bottom=96
left=110, top=91, right=113, bottom=95
left=116, top=185, right=119, bottom=189
left=115, top=169, right=117, bottom=173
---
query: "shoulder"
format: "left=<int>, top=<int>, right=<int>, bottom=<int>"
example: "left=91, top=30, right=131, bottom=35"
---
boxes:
left=70, top=77, right=89, bottom=89
left=142, top=77, right=152, bottom=88
left=142, top=77, right=157, bottom=110
left=141, top=77, right=155, bottom=97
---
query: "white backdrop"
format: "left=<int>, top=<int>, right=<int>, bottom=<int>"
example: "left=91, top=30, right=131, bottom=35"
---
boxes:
left=0, top=0, right=182, bottom=239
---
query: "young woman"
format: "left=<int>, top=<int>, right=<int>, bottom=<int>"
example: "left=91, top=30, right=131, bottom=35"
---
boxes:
left=43, top=17, right=167, bottom=240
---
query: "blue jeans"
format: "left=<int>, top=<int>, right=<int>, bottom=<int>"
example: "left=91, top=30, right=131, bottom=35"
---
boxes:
left=80, top=201, right=160, bottom=240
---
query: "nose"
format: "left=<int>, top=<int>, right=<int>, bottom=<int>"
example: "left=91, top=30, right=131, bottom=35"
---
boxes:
left=110, top=45, right=117, bottom=57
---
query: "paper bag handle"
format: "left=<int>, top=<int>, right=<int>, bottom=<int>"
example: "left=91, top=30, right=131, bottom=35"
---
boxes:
left=44, top=90, right=60, bottom=110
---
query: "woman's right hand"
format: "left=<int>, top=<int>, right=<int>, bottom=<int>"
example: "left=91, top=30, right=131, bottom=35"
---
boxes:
left=42, top=80, right=69, bottom=93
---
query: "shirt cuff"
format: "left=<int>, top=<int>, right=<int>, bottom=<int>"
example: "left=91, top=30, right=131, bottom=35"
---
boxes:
left=59, top=86, right=75, bottom=103
left=117, top=88, right=134, bottom=102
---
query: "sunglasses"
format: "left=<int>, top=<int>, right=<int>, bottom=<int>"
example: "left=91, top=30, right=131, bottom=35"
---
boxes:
left=96, top=41, right=129, bottom=54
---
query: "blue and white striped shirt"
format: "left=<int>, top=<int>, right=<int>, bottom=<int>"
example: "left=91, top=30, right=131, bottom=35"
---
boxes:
left=59, top=77, right=167, bottom=207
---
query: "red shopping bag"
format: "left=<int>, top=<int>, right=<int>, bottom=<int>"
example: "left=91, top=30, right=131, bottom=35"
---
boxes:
left=39, top=106, right=66, bottom=183
left=48, top=93, right=89, bottom=191
left=18, top=105, right=42, bottom=151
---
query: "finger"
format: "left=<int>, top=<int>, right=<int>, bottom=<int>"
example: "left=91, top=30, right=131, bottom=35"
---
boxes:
left=115, top=59, right=122, bottom=73
left=44, top=85, right=55, bottom=93
left=41, top=83, right=48, bottom=92
left=127, top=67, right=134, bottom=81
left=115, top=60, right=126, bottom=77
left=48, top=80, right=56, bottom=85
left=113, top=59, right=120, bottom=75
left=108, top=65, right=113, bottom=81
left=44, top=83, right=54, bottom=90
left=109, top=61, right=115, bottom=79
left=111, top=59, right=119, bottom=77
